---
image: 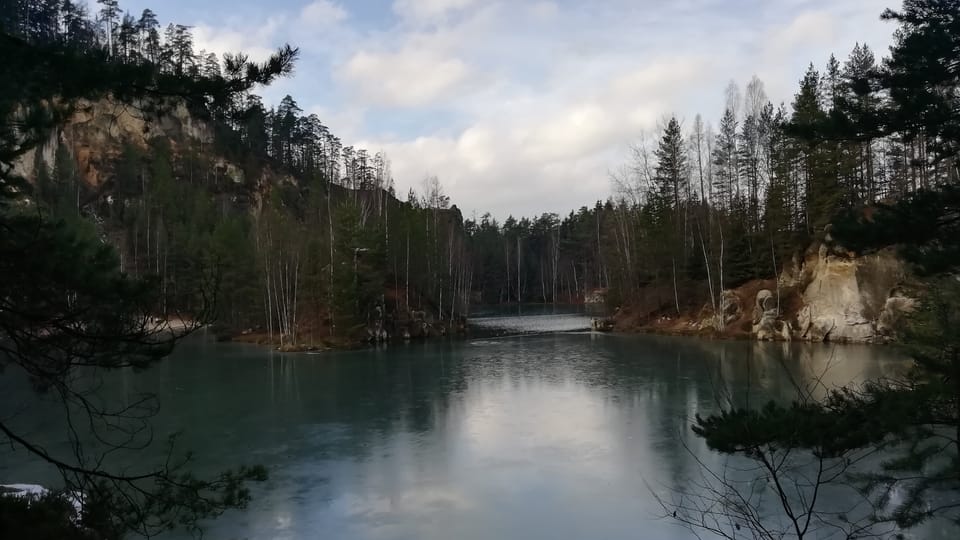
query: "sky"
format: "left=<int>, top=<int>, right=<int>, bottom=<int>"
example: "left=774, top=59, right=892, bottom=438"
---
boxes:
left=120, top=0, right=897, bottom=220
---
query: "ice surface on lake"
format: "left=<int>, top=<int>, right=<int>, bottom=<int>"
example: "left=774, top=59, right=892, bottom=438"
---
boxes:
left=469, top=312, right=593, bottom=335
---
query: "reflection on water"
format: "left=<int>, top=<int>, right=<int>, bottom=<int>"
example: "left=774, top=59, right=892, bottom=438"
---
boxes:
left=0, top=323, right=940, bottom=540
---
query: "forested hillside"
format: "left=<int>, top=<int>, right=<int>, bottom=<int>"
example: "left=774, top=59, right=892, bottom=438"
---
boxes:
left=3, top=0, right=958, bottom=346
left=1, top=0, right=473, bottom=348
left=465, top=1, right=958, bottom=333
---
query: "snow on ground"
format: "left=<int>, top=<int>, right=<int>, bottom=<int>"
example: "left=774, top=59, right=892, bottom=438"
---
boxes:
left=1, top=483, right=84, bottom=515
left=0, top=483, right=48, bottom=497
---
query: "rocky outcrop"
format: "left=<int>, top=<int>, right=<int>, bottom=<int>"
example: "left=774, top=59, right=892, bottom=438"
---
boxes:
left=752, top=289, right=791, bottom=341
left=737, top=238, right=917, bottom=344
left=584, top=288, right=607, bottom=305
left=10, top=97, right=309, bottom=219
left=693, top=290, right=743, bottom=333
left=13, top=98, right=214, bottom=188
left=607, top=233, right=917, bottom=344
left=877, top=290, right=916, bottom=338
left=720, top=290, right=742, bottom=327
left=686, top=235, right=918, bottom=344
left=791, top=244, right=913, bottom=343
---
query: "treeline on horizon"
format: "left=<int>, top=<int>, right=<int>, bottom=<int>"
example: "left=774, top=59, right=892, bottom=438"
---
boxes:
left=1, top=0, right=473, bottom=346
left=465, top=0, right=959, bottom=315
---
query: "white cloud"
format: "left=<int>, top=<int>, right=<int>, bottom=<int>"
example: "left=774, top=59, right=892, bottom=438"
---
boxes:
left=763, top=10, right=839, bottom=66
left=339, top=48, right=471, bottom=107
left=528, top=1, right=559, bottom=20
left=300, top=0, right=348, bottom=26
left=192, top=18, right=284, bottom=62
left=350, top=0, right=896, bottom=219
left=754, top=4, right=895, bottom=106
left=174, top=0, right=897, bottom=219
left=306, top=104, right=366, bottom=141
left=351, top=46, right=716, bottom=217
left=393, top=0, right=478, bottom=24
left=182, top=2, right=353, bottom=68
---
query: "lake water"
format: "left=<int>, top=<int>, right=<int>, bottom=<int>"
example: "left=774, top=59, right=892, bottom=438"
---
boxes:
left=1, top=310, right=949, bottom=539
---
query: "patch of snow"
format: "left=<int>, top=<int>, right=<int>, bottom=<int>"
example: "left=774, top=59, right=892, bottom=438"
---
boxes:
left=1, top=483, right=84, bottom=516
left=0, top=483, right=48, bottom=497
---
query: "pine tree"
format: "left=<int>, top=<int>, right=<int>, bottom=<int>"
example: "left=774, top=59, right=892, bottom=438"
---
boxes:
left=881, top=0, right=960, bottom=182
left=822, top=53, right=842, bottom=112
left=790, top=64, right=840, bottom=233
left=739, top=111, right=761, bottom=231
left=163, top=23, right=195, bottom=77
left=137, top=9, right=160, bottom=63
left=712, top=108, right=738, bottom=210
left=653, top=116, right=689, bottom=309
left=26, top=0, right=61, bottom=43
left=117, top=13, right=138, bottom=61
left=0, top=0, right=24, bottom=36
left=62, top=1, right=95, bottom=49
left=653, top=116, right=688, bottom=218
left=96, top=0, right=119, bottom=56
left=840, top=43, right=883, bottom=201
left=331, top=203, right=386, bottom=330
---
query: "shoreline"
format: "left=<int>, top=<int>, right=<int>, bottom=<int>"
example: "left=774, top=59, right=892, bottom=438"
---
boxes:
left=213, top=322, right=469, bottom=353
left=608, top=311, right=898, bottom=345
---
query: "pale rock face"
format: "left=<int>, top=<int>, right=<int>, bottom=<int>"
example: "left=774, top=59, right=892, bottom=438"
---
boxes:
left=213, top=158, right=245, bottom=185
left=778, top=252, right=804, bottom=288
left=753, top=289, right=775, bottom=324
left=10, top=127, right=59, bottom=182
left=11, top=97, right=215, bottom=189
left=584, top=288, right=607, bottom=304
left=720, top=290, right=741, bottom=326
left=698, top=290, right=745, bottom=332
left=796, top=248, right=908, bottom=343
left=753, top=289, right=790, bottom=341
left=877, top=294, right=916, bottom=337
left=743, top=244, right=913, bottom=344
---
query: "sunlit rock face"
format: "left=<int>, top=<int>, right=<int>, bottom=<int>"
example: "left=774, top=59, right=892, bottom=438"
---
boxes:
left=12, top=98, right=214, bottom=188
left=687, top=244, right=916, bottom=344
left=8, top=97, right=285, bottom=215
left=794, top=246, right=913, bottom=343
left=734, top=237, right=916, bottom=344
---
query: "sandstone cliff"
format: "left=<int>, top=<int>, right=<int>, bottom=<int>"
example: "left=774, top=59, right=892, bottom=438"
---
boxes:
left=745, top=245, right=916, bottom=343
left=788, top=246, right=914, bottom=343
left=11, top=98, right=292, bottom=213
left=14, top=99, right=212, bottom=185
left=613, top=242, right=918, bottom=344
